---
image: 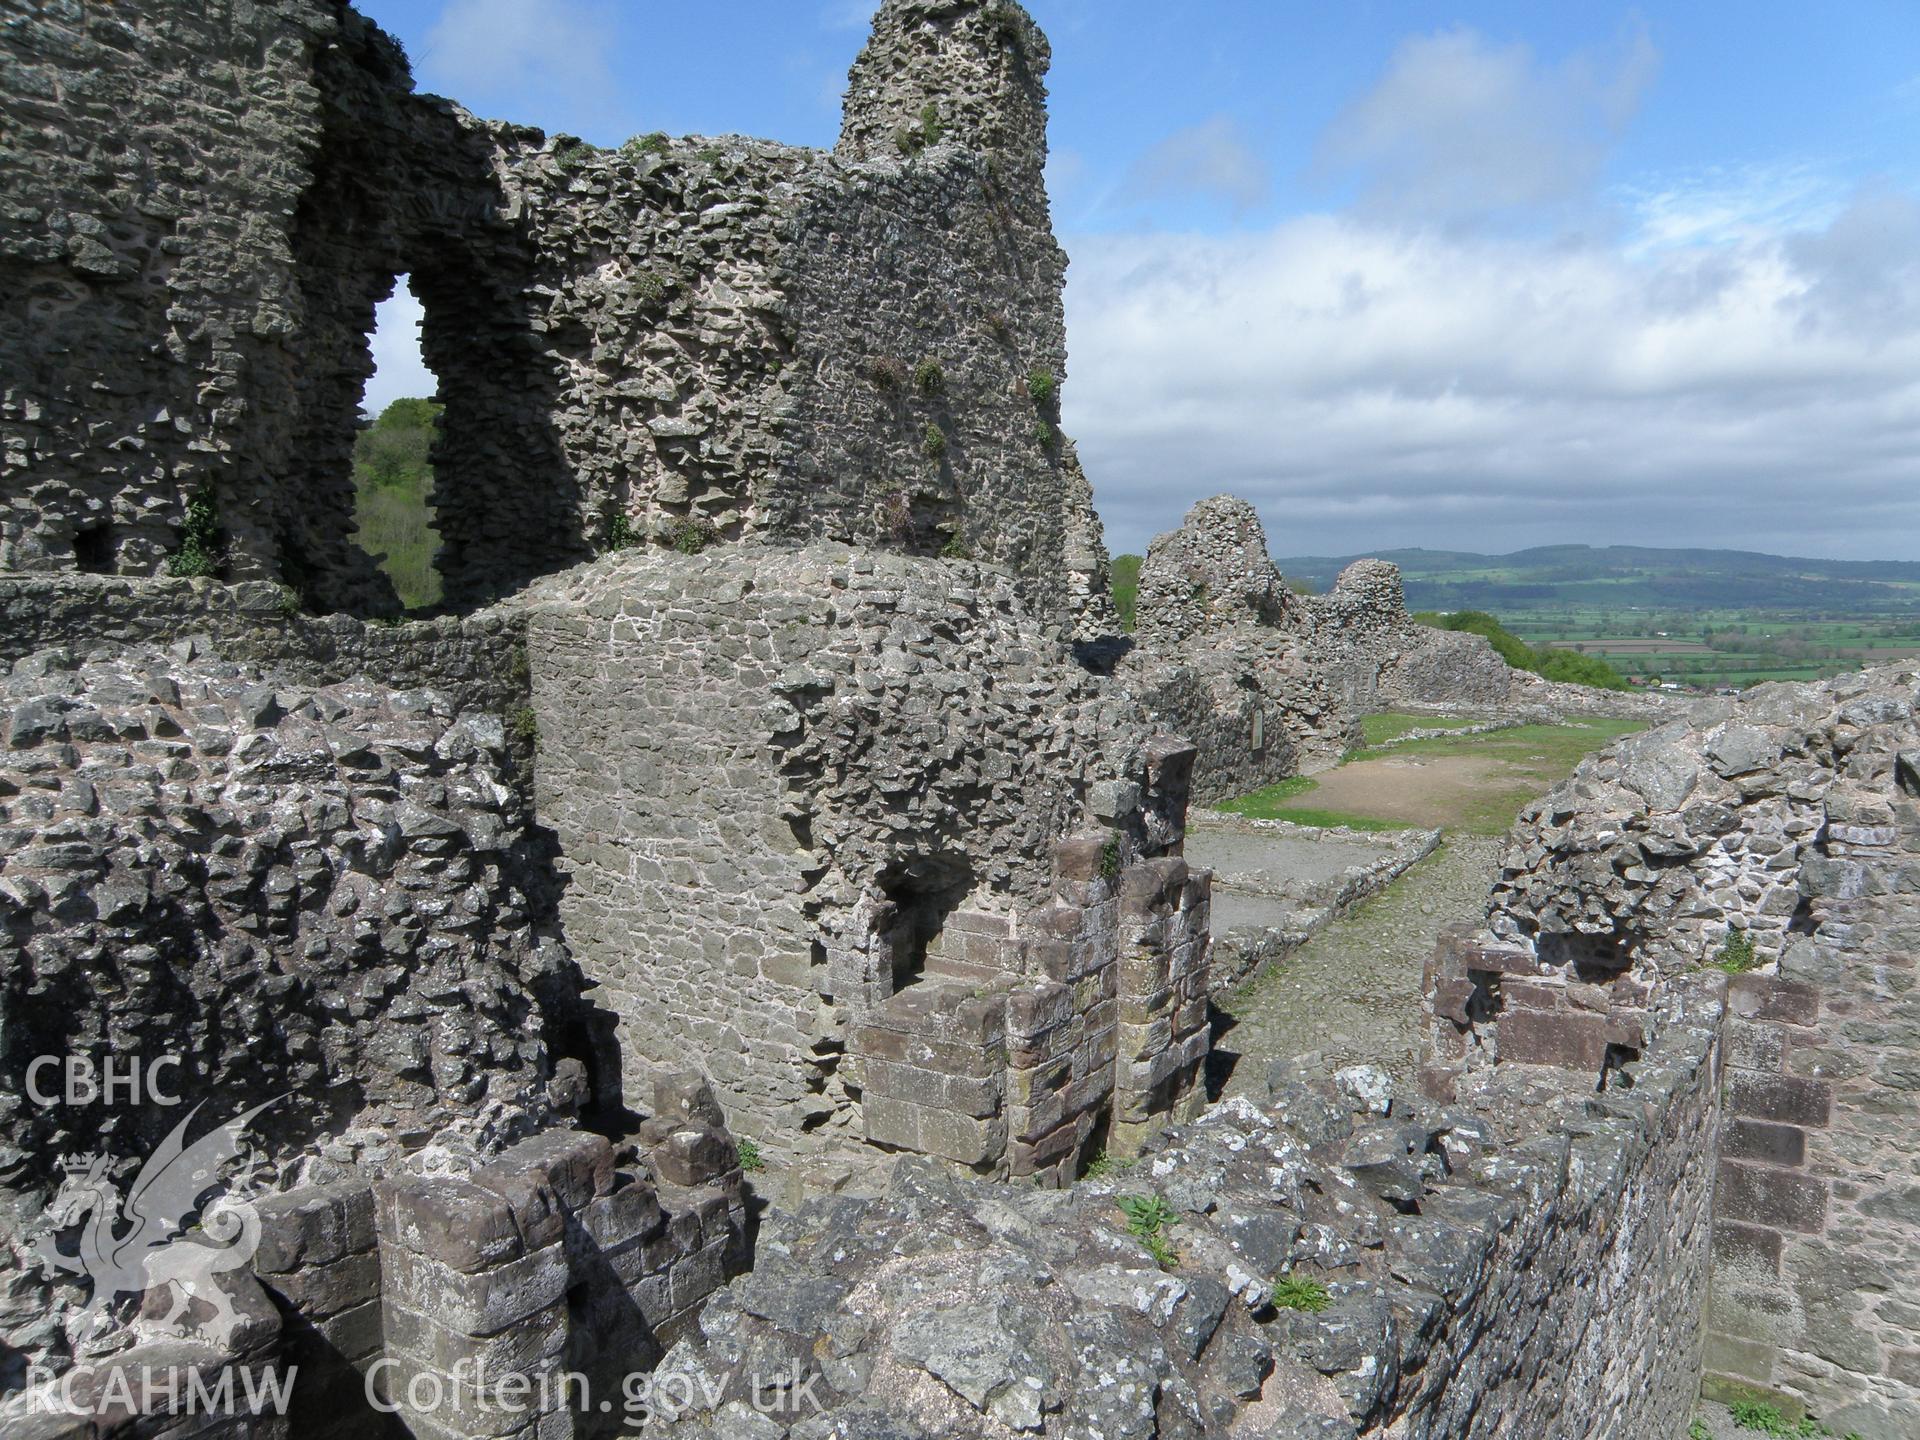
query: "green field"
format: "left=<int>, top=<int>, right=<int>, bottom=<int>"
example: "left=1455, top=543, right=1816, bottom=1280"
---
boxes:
left=1496, top=608, right=1920, bottom=689
left=1251, top=543, right=1920, bottom=692
left=1219, top=715, right=1647, bottom=835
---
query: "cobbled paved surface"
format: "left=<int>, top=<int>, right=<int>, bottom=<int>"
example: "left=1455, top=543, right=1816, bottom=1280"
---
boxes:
left=1212, top=833, right=1503, bottom=1097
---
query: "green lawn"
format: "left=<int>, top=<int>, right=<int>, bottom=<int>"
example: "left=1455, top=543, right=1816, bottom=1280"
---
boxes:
left=1360, top=711, right=1485, bottom=746
left=1215, top=775, right=1407, bottom=831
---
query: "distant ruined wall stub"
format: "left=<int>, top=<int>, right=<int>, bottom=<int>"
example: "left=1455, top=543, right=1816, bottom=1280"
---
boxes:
left=1121, top=496, right=1354, bottom=804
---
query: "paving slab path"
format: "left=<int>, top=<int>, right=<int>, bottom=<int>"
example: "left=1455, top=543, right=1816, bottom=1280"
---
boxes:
left=1211, top=832, right=1503, bottom=1099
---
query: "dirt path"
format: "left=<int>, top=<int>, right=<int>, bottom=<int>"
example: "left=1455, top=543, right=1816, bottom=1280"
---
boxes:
left=1210, top=833, right=1503, bottom=1098
left=1292, top=754, right=1513, bottom=830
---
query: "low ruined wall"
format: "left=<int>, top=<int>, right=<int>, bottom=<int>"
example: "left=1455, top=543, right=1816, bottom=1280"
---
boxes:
left=1198, top=815, right=1443, bottom=992
left=1458, top=668, right=1920, bottom=1437
left=640, top=991, right=1719, bottom=1439
left=1378, top=980, right=1722, bottom=1438
left=0, top=575, right=529, bottom=718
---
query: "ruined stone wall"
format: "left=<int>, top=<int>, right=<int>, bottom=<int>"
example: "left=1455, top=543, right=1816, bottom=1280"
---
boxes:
left=0, top=644, right=563, bottom=1203
left=2, top=0, right=1114, bottom=630
left=644, top=990, right=1720, bottom=1440
left=0, top=575, right=529, bottom=718
left=525, top=545, right=1182, bottom=1151
left=1121, top=495, right=1523, bottom=804
left=1121, top=496, right=1658, bottom=807
left=0, top=0, right=392, bottom=608
left=1441, top=669, right=1920, bottom=1437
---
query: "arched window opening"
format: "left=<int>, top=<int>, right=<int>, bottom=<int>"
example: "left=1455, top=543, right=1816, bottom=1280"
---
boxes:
left=353, top=275, right=444, bottom=612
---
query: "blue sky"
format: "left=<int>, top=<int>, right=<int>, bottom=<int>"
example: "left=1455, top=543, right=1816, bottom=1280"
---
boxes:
left=357, top=0, right=1920, bottom=560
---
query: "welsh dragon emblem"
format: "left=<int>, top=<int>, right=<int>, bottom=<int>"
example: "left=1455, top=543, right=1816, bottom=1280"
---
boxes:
left=26, top=1098, right=281, bottom=1349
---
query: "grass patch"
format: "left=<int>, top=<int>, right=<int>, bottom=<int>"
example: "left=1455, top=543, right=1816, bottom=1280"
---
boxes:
left=735, top=1137, right=764, bottom=1172
left=1083, top=1151, right=1134, bottom=1180
left=1270, top=1274, right=1333, bottom=1313
left=1216, top=775, right=1404, bottom=832
left=1360, top=712, right=1484, bottom=746
left=1214, top=718, right=1647, bottom=836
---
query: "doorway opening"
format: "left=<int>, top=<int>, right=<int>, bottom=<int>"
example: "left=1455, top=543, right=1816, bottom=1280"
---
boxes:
left=876, top=854, right=976, bottom=993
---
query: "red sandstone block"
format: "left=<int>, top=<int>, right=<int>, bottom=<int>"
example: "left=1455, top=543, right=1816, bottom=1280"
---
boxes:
left=1009, top=1120, right=1080, bottom=1177
left=1723, top=1119, right=1806, bottom=1168
left=1712, top=1220, right=1783, bottom=1275
left=1717, top=1160, right=1827, bottom=1234
left=1495, top=1009, right=1611, bottom=1070
left=1028, top=904, right=1085, bottom=939
left=1455, top=938, right=1540, bottom=976
left=1006, top=980, right=1073, bottom=1037
left=1726, top=1069, right=1832, bottom=1128
left=1025, top=938, right=1081, bottom=982
left=1420, top=1064, right=1460, bottom=1103
left=1728, top=974, right=1821, bottom=1027
left=1431, top=978, right=1474, bottom=1024
left=1500, top=978, right=1566, bottom=1012
left=947, top=909, right=1012, bottom=939
left=1605, top=1007, right=1650, bottom=1050
left=1564, top=982, right=1613, bottom=1015
left=1054, top=837, right=1107, bottom=883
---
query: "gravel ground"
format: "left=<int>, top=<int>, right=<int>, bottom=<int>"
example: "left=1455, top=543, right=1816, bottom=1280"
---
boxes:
left=1185, top=826, right=1400, bottom=893
left=1211, top=833, right=1503, bottom=1098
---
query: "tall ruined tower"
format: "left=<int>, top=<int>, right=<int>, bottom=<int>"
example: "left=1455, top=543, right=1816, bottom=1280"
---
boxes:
left=838, top=0, right=1053, bottom=180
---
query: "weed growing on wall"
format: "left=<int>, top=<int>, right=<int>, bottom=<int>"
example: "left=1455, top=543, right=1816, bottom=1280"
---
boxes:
left=166, top=490, right=225, bottom=579
left=604, top=513, right=638, bottom=553
left=669, top=518, right=714, bottom=555
left=1707, top=929, right=1759, bottom=974
left=1117, top=1194, right=1179, bottom=1267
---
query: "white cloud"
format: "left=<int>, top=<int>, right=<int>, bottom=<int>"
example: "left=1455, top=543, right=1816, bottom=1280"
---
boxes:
left=1318, top=23, right=1658, bottom=225
left=1062, top=188, right=1920, bottom=558
left=1123, top=116, right=1272, bottom=215
left=362, top=283, right=435, bottom=419
left=418, top=0, right=618, bottom=130
left=1620, top=162, right=1849, bottom=255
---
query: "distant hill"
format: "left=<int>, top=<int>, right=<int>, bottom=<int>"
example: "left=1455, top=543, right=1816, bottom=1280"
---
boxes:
left=1265, top=545, right=1920, bottom=614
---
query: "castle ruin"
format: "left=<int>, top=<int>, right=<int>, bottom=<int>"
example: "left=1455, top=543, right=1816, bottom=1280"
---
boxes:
left=1, top=3, right=1915, bottom=1438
